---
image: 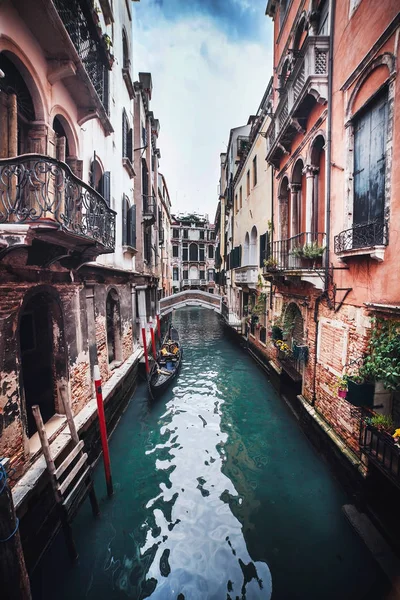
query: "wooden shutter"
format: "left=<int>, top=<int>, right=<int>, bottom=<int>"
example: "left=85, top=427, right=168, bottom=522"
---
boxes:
left=354, top=91, right=387, bottom=226
left=259, top=233, right=267, bottom=267
left=127, top=204, right=136, bottom=248
left=122, top=196, right=128, bottom=245
left=127, top=128, right=133, bottom=161
left=103, top=171, right=111, bottom=206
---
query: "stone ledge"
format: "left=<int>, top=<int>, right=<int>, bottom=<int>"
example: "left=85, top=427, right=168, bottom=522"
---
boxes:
left=12, top=347, right=144, bottom=514
left=297, top=394, right=363, bottom=473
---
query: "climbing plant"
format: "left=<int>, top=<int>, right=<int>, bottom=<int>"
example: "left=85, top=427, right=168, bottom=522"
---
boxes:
left=361, top=318, right=400, bottom=390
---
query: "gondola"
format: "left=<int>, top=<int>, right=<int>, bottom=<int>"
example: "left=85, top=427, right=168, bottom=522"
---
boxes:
left=148, top=325, right=182, bottom=397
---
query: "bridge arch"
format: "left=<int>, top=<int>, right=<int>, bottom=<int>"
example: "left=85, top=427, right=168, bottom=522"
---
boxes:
left=159, top=289, right=222, bottom=316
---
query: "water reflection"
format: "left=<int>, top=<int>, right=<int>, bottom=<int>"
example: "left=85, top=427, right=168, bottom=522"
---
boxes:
left=104, top=308, right=272, bottom=599
left=32, top=307, right=389, bottom=600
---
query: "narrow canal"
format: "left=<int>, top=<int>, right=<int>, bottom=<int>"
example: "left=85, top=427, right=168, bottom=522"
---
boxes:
left=32, top=308, right=389, bottom=599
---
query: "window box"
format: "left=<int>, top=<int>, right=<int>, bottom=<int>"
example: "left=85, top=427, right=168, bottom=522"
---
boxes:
left=346, top=379, right=375, bottom=408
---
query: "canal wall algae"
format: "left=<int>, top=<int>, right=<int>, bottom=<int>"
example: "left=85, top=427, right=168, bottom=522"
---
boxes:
left=31, top=308, right=389, bottom=599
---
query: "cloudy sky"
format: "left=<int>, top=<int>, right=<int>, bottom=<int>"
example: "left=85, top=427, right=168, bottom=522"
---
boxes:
left=132, top=0, right=273, bottom=220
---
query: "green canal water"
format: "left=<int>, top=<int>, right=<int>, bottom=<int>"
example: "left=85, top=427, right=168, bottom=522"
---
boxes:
left=32, top=308, right=390, bottom=599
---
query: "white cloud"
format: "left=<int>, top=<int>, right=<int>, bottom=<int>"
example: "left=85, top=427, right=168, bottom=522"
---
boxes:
left=132, top=8, right=273, bottom=219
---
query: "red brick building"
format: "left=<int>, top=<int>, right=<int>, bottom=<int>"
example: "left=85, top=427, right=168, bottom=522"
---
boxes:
left=264, top=0, right=400, bottom=525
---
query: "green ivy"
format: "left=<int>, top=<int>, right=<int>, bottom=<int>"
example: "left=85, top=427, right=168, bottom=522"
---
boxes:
left=361, top=318, right=400, bottom=390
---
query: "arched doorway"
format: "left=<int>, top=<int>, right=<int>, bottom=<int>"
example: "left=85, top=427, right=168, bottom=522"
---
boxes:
left=278, top=176, right=290, bottom=241
left=19, top=289, right=67, bottom=437
left=106, top=290, right=122, bottom=364
left=0, top=52, right=35, bottom=156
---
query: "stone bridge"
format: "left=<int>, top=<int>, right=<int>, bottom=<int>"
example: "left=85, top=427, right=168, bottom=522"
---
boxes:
left=159, top=290, right=223, bottom=316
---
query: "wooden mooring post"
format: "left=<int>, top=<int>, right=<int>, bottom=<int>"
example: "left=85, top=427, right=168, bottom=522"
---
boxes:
left=0, top=458, right=32, bottom=599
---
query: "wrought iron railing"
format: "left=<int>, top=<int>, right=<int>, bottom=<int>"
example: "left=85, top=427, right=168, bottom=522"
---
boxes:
left=265, top=36, right=329, bottom=158
left=360, top=421, right=400, bottom=489
left=334, top=220, right=388, bottom=254
left=0, top=154, right=116, bottom=251
left=266, top=232, right=326, bottom=271
left=53, top=0, right=109, bottom=113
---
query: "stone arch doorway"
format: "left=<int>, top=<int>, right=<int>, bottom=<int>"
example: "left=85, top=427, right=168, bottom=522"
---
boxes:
left=106, top=289, right=122, bottom=364
left=284, top=302, right=304, bottom=346
left=19, top=288, right=67, bottom=437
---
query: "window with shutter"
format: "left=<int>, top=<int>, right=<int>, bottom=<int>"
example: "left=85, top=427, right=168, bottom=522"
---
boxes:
left=128, top=205, right=136, bottom=248
left=208, top=245, right=214, bottom=259
left=122, top=195, right=128, bottom=245
left=353, top=90, right=387, bottom=246
left=103, top=171, right=111, bottom=206
left=259, top=232, right=267, bottom=267
left=127, top=129, right=133, bottom=162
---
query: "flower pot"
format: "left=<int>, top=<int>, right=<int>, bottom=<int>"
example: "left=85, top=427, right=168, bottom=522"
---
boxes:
left=347, top=379, right=375, bottom=408
left=338, top=389, right=347, bottom=399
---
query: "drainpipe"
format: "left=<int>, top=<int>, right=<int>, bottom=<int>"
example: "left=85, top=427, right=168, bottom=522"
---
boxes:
left=324, top=0, right=335, bottom=289
left=269, top=165, right=275, bottom=311
left=313, top=0, right=335, bottom=406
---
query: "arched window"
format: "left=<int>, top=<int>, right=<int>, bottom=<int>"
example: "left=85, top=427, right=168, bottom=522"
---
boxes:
left=243, top=232, right=250, bottom=265
left=250, top=226, right=258, bottom=265
left=53, top=116, right=70, bottom=161
left=291, top=159, right=305, bottom=237
left=278, top=177, right=290, bottom=240
left=310, top=135, right=326, bottom=236
left=106, top=290, right=122, bottom=364
left=90, top=158, right=110, bottom=205
left=189, top=243, right=198, bottom=261
left=292, top=15, right=306, bottom=52
left=0, top=53, right=35, bottom=156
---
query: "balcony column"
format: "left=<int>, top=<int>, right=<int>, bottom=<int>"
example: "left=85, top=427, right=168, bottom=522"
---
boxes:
left=303, top=165, right=319, bottom=240
left=288, top=183, right=301, bottom=237
left=27, top=123, right=48, bottom=154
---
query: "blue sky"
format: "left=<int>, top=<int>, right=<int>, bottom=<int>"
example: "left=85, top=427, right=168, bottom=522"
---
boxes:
left=132, top=0, right=273, bottom=219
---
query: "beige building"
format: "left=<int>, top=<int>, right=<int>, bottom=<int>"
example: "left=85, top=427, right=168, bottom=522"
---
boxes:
left=226, top=82, right=274, bottom=341
left=158, top=173, right=173, bottom=298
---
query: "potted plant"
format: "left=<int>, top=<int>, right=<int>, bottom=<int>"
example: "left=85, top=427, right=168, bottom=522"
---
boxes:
left=345, top=371, right=375, bottom=407
left=336, top=376, right=348, bottom=399
left=365, top=414, right=394, bottom=435
left=301, top=242, right=325, bottom=268
left=263, top=257, right=279, bottom=272
left=361, top=317, right=400, bottom=392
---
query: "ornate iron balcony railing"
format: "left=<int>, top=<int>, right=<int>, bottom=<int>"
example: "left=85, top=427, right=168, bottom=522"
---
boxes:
left=53, top=0, right=109, bottom=113
left=0, top=154, right=116, bottom=251
left=266, top=232, right=326, bottom=271
left=360, top=422, right=400, bottom=489
left=334, top=220, right=388, bottom=254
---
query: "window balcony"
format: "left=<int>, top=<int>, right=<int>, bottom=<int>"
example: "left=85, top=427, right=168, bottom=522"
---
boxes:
left=234, top=265, right=258, bottom=288
left=360, top=421, right=400, bottom=489
left=264, top=232, right=326, bottom=288
left=334, top=220, right=388, bottom=262
left=12, top=0, right=113, bottom=132
left=266, top=36, right=329, bottom=168
left=0, top=154, right=116, bottom=262
left=143, top=198, right=156, bottom=225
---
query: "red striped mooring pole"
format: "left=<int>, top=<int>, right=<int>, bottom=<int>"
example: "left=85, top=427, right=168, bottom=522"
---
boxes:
left=156, top=314, right=161, bottom=341
left=94, top=365, right=113, bottom=497
left=149, top=318, right=157, bottom=360
left=141, top=325, right=150, bottom=374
